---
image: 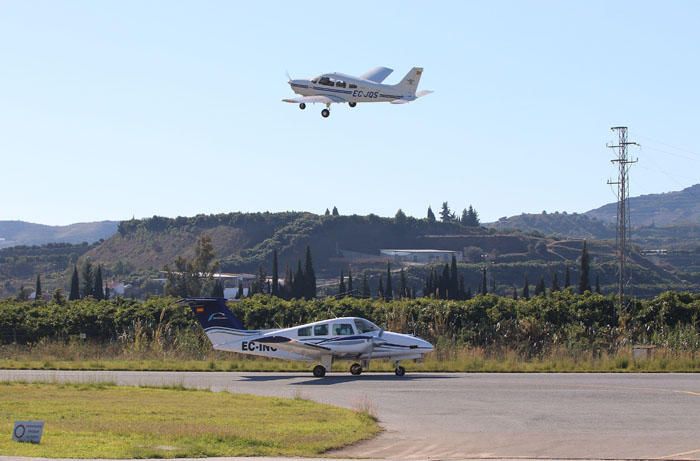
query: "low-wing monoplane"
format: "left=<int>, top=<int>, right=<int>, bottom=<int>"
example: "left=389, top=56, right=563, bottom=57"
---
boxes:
left=183, top=297, right=433, bottom=377
left=283, top=66, right=432, bottom=118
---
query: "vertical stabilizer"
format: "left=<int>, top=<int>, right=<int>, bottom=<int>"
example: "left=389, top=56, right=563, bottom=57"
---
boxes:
left=394, top=67, right=424, bottom=95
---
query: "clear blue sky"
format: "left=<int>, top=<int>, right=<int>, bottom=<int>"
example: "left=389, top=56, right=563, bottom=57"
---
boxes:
left=1, top=1, right=699, bottom=225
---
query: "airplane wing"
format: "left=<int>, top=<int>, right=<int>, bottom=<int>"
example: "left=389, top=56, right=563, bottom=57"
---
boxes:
left=360, top=66, right=394, bottom=83
left=255, top=336, right=331, bottom=359
left=282, top=95, right=346, bottom=104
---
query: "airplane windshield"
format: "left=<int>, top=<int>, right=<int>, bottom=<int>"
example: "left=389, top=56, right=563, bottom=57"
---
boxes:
left=354, top=319, right=379, bottom=333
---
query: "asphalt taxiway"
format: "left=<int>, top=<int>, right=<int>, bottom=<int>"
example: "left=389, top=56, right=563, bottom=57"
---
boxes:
left=1, top=370, right=698, bottom=460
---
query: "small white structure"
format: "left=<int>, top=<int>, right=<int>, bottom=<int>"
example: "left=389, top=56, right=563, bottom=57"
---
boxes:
left=380, top=249, right=460, bottom=264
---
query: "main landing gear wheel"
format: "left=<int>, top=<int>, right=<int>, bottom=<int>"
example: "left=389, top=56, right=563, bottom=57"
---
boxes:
left=350, top=363, right=362, bottom=375
left=313, top=365, right=326, bottom=378
left=321, top=108, right=330, bottom=118
left=348, top=102, right=357, bottom=108
left=394, top=366, right=406, bottom=377
left=299, top=103, right=306, bottom=110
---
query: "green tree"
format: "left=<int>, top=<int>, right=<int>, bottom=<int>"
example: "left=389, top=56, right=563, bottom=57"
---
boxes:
left=512, top=286, right=518, bottom=300
left=93, top=265, right=104, bottom=300
left=338, top=270, right=346, bottom=296
left=579, top=240, right=591, bottom=294
left=16, top=285, right=28, bottom=301
left=271, top=249, right=279, bottom=296
left=52, top=288, right=66, bottom=305
left=426, top=206, right=436, bottom=223
left=399, top=268, right=408, bottom=299
left=522, top=275, right=530, bottom=300
left=466, top=205, right=480, bottom=226
left=394, top=208, right=407, bottom=225
left=211, top=279, right=225, bottom=297
left=385, top=263, right=393, bottom=300
left=535, top=276, right=546, bottom=296
left=81, top=261, right=94, bottom=298
left=347, top=269, right=353, bottom=297
left=35, top=274, right=42, bottom=300
left=377, top=276, right=384, bottom=299
left=69, top=265, right=80, bottom=300
left=564, top=266, right=571, bottom=288
left=595, top=273, right=601, bottom=294
left=235, top=281, right=244, bottom=299
left=450, top=255, right=459, bottom=299
left=460, top=208, right=469, bottom=225
left=303, top=246, right=316, bottom=300
left=361, top=272, right=370, bottom=298
left=324, top=208, right=330, bottom=216
left=551, top=272, right=560, bottom=292
left=332, top=206, right=339, bottom=216
left=481, top=267, right=488, bottom=295
left=440, top=201, right=455, bottom=222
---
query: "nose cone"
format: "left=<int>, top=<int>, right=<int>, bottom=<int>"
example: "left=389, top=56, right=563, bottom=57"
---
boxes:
left=420, top=338, right=435, bottom=352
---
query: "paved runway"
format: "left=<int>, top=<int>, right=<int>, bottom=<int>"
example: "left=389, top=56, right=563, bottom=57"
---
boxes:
left=1, top=370, right=699, bottom=460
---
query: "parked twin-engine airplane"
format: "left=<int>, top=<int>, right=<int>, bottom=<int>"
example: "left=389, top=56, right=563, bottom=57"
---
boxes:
left=183, top=297, right=433, bottom=377
left=283, top=66, right=432, bottom=118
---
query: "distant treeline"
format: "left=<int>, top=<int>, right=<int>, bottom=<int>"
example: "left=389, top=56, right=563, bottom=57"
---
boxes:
left=1, top=291, right=698, bottom=355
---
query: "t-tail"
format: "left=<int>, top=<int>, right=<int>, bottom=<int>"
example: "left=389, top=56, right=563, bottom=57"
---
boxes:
left=394, top=67, right=424, bottom=96
left=182, top=297, right=256, bottom=349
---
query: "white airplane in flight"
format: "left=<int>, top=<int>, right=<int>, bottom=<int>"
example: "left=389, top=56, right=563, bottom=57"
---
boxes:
left=183, top=297, right=434, bottom=377
left=283, top=66, right=432, bottom=118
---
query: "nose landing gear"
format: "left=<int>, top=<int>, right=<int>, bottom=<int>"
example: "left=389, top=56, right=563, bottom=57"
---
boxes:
left=321, top=108, right=330, bottom=118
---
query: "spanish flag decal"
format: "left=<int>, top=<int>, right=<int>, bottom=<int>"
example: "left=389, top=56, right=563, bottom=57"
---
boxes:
left=195, top=306, right=205, bottom=314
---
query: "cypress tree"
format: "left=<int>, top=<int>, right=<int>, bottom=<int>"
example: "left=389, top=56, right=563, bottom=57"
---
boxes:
left=564, top=267, right=571, bottom=288
left=535, top=276, right=546, bottom=296
left=347, top=269, right=353, bottom=297
left=449, top=254, right=458, bottom=299
left=481, top=267, right=488, bottom=295
left=35, top=274, right=42, bottom=300
left=211, top=279, right=224, bottom=297
left=94, top=265, right=104, bottom=300
left=324, top=208, right=330, bottom=216
left=271, top=249, right=279, bottom=296
left=331, top=206, right=339, bottom=216
left=361, top=272, right=370, bottom=298
left=552, top=272, right=560, bottom=292
left=338, top=270, right=346, bottom=296
left=512, top=286, right=518, bottom=300
left=385, top=263, right=393, bottom=300
left=294, top=260, right=304, bottom=299
left=81, top=261, right=94, bottom=298
left=104, top=285, right=110, bottom=300
left=69, top=265, right=80, bottom=301
left=595, top=273, right=601, bottom=294
left=235, top=281, right=244, bottom=299
left=378, top=276, right=384, bottom=300
left=426, top=206, right=436, bottom=223
left=579, top=240, right=591, bottom=294
left=440, top=264, right=450, bottom=299
left=399, top=268, right=408, bottom=298
left=303, top=246, right=316, bottom=300
left=283, top=266, right=292, bottom=300
left=522, top=275, right=530, bottom=300
left=458, top=274, right=466, bottom=300
left=465, top=286, right=473, bottom=300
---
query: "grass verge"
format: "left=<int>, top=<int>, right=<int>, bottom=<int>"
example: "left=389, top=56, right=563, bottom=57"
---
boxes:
left=0, top=382, right=379, bottom=458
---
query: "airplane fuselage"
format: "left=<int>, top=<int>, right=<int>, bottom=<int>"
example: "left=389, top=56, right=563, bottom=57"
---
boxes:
left=289, top=74, right=408, bottom=104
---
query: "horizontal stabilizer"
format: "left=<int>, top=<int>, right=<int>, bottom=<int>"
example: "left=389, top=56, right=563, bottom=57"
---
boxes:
left=360, top=66, right=394, bottom=83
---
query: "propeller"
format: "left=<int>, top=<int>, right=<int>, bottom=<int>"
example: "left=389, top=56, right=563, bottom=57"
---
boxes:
left=286, top=70, right=292, bottom=83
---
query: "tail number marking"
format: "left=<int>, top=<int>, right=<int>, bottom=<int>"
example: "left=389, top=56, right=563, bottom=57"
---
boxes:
left=352, top=90, right=379, bottom=98
left=242, top=341, right=277, bottom=352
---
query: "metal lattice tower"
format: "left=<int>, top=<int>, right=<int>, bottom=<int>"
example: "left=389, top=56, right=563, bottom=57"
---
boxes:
left=606, top=126, right=638, bottom=319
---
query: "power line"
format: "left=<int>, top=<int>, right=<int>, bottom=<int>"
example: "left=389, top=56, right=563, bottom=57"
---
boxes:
left=606, top=126, right=638, bottom=322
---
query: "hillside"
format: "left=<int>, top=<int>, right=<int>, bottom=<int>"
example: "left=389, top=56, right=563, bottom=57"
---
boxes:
left=486, top=212, right=615, bottom=240
left=0, top=220, right=119, bottom=248
left=585, top=184, right=700, bottom=227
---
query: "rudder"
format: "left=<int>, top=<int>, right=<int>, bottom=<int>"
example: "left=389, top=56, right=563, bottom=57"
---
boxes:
left=183, top=297, right=245, bottom=331
left=394, top=67, right=424, bottom=95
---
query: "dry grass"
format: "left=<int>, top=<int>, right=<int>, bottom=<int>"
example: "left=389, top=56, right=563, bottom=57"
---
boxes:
left=0, top=382, right=380, bottom=458
left=0, top=341, right=698, bottom=373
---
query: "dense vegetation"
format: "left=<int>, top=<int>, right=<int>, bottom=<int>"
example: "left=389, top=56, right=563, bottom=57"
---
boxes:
left=1, top=292, right=698, bottom=356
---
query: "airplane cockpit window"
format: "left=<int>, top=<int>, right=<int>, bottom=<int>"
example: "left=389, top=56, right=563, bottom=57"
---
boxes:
left=314, top=324, right=328, bottom=336
left=318, top=76, right=333, bottom=86
left=335, top=80, right=346, bottom=88
left=297, top=326, right=312, bottom=336
left=354, top=319, right=379, bottom=334
left=333, top=323, right=355, bottom=336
